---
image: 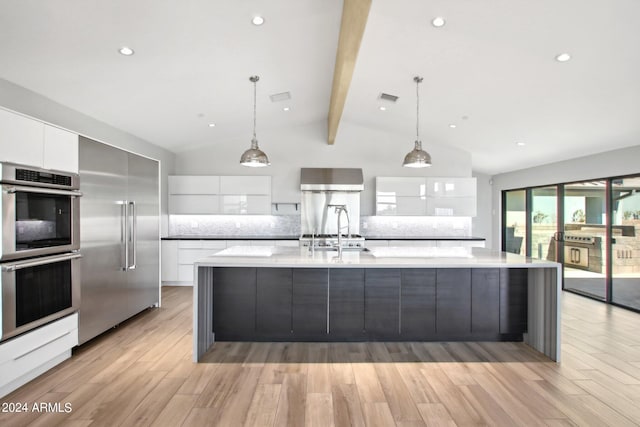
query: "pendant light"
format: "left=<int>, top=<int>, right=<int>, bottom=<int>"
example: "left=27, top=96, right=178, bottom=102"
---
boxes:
left=402, top=76, right=432, bottom=168
left=240, top=75, right=270, bottom=167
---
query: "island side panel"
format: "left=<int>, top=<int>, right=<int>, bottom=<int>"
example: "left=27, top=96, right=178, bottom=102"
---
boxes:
left=194, top=266, right=215, bottom=362
left=525, top=266, right=561, bottom=361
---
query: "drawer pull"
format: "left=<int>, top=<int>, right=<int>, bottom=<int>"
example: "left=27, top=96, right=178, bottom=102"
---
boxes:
left=14, top=331, right=71, bottom=360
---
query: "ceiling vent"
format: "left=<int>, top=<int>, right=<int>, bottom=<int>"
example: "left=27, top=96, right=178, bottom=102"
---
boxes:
left=379, top=93, right=399, bottom=102
left=270, top=92, right=291, bottom=102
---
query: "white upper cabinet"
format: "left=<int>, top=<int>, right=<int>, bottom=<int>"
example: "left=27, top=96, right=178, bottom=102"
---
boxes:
left=43, top=125, right=79, bottom=173
left=0, top=108, right=44, bottom=167
left=220, top=176, right=271, bottom=195
left=426, top=177, right=476, bottom=198
left=0, top=109, right=79, bottom=173
left=376, top=177, right=426, bottom=215
left=169, top=176, right=219, bottom=195
left=376, top=176, right=477, bottom=216
left=168, top=175, right=271, bottom=215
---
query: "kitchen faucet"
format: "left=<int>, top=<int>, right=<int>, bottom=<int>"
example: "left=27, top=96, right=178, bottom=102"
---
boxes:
left=328, top=204, right=350, bottom=257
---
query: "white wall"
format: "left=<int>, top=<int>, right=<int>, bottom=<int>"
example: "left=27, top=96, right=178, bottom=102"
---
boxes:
left=473, top=171, right=493, bottom=248
left=491, top=144, right=640, bottom=250
left=0, top=78, right=176, bottom=235
left=174, top=120, right=473, bottom=216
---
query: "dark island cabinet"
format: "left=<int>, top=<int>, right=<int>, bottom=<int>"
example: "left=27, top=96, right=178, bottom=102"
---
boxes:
left=365, top=269, right=400, bottom=339
left=471, top=268, right=500, bottom=335
left=256, top=268, right=292, bottom=339
left=292, top=268, right=328, bottom=338
left=400, top=269, right=436, bottom=339
left=213, top=267, right=256, bottom=340
left=436, top=269, right=472, bottom=336
left=500, top=268, right=528, bottom=334
left=329, top=269, right=365, bottom=338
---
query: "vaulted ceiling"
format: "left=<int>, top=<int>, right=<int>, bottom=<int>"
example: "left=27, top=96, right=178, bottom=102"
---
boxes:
left=1, top=0, right=639, bottom=174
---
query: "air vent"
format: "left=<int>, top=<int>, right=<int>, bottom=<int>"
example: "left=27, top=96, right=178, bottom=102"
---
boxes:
left=270, top=92, right=291, bottom=102
left=379, top=93, right=399, bottom=102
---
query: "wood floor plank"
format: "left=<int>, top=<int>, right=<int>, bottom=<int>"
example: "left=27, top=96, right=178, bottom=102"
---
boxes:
left=375, top=362, right=423, bottom=423
left=352, top=363, right=386, bottom=403
left=149, top=393, right=199, bottom=427
left=416, top=402, right=457, bottom=427
left=273, top=372, right=306, bottom=427
left=306, top=392, right=334, bottom=427
left=243, top=383, right=281, bottom=427
left=331, top=383, right=365, bottom=427
left=361, top=402, right=399, bottom=427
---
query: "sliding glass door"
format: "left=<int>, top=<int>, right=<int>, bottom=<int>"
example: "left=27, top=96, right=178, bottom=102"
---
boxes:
left=611, top=176, right=640, bottom=310
left=562, top=181, right=607, bottom=300
left=531, top=186, right=558, bottom=261
left=503, top=190, right=526, bottom=255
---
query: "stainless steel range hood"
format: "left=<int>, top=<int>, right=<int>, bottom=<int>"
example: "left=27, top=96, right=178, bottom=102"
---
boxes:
left=300, top=168, right=364, bottom=192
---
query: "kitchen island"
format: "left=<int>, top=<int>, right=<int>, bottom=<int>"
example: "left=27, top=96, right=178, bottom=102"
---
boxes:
left=193, top=247, right=561, bottom=362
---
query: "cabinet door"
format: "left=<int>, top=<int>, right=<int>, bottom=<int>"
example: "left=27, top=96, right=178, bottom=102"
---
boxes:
left=292, top=268, right=328, bottom=336
left=220, top=176, right=271, bottom=195
left=213, top=268, right=256, bottom=339
left=400, top=269, right=436, bottom=339
left=256, top=268, right=292, bottom=337
left=221, top=195, right=270, bottom=214
left=500, top=268, right=528, bottom=334
left=471, top=269, right=500, bottom=334
left=376, top=177, right=426, bottom=197
left=43, top=125, right=78, bottom=173
left=168, top=176, right=220, bottom=194
left=426, top=177, right=476, bottom=198
left=161, top=240, right=179, bottom=281
left=365, top=269, right=400, bottom=338
left=169, top=195, right=219, bottom=214
left=436, top=269, right=471, bottom=336
left=0, top=108, right=43, bottom=166
left=329, top=269, right=365, bottom=337
left=426, top=196, right=477, bottom=216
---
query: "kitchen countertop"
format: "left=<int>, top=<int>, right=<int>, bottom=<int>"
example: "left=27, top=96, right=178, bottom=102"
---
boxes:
left=162, top=235, right=486, bottom=241
left=194, top=246, right=557, bottom=269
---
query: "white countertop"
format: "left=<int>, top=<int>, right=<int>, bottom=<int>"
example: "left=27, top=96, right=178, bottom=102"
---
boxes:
left=194, top=246, right=560, bottom=269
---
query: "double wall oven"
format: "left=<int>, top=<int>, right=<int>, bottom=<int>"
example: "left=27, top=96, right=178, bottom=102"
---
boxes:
left=1, top=162, right=82, bottom=342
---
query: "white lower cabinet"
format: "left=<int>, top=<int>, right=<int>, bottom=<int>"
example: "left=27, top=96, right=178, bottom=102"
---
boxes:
left=437, top=240, right=485, bottom=248
left=0, top=313, right=78, bottom=398
left=161, top=239, right=302, bottom=285
left=365, top=239, right=485, bottom=248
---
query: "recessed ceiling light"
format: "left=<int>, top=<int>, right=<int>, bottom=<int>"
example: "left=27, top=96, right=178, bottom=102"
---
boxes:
left=431, top=17, right=446, bottom=28
left=379, top=106, right=387, bottom=111
left=516, top=142, right=526, bottom=146
left=118, top=46, right=134, bottom=56
left=555, top=53, right=571, bottom=62
left=252, top=16, right=264, bottom=26
left=449, top=124, right=456, bottom=129
left=283, top=107, right=290, bottom=112
left=208, top=123, right=216, bottom=127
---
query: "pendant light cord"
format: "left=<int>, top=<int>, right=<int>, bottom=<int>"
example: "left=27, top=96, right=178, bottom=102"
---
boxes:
left=415, top=76, right=423, bottom=141
left=253, top=77, right=257, bottom=139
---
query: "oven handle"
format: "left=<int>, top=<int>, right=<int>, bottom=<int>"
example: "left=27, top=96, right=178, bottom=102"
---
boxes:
left=1, top=252, right=82, bottom=272
left=5, top=185, right=82, bottom=197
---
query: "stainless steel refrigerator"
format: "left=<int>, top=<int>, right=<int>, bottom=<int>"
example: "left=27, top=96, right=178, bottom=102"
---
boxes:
left=78, top=136, right=160, bottom=344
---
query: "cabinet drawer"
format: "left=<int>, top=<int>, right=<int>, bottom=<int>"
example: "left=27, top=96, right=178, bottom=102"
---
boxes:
left=178, top=248, right=221, bottom=264
left=0, top=314, right=78, bottom=386
left=275, top=240, right=300, bottom=247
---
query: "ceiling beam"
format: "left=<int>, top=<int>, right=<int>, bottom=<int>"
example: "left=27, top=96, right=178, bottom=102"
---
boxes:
left=327, top=0, right=372, bottom=145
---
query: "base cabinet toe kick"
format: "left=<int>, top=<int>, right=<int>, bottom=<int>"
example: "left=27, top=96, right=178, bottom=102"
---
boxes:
left=193, top=265, right=561, bottom=362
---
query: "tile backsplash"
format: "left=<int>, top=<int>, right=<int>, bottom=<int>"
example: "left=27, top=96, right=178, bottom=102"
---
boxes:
left=169, top=215, right=472, bottom=237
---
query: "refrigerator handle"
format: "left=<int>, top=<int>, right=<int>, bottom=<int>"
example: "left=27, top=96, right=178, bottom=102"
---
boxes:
left=119, top=201, right=128, bottom=271
left=129, top=201, right=137, bottom=270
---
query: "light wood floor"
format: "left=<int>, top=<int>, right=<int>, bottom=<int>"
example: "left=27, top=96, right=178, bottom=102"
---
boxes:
left=2, top=286, right=640, bottom=426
